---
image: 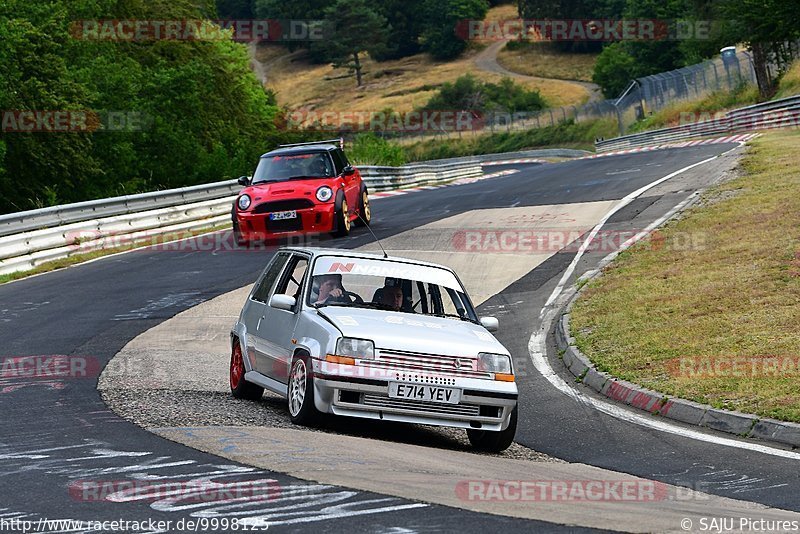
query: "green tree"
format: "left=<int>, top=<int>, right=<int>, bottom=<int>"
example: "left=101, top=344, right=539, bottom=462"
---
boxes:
left=372, top=0, right=425, bottom=60
left=0, top=0, right=284, bottom=214
left=311, top=0, right=390, bottom=87
left=592, top=42, right=638, bottom=97
left=421, top=0, right=489, bottom=60
left=714, top=0, right=800, bottom=97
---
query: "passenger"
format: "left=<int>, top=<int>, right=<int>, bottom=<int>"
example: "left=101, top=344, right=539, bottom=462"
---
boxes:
left=380, top=284, right=404, bottom=311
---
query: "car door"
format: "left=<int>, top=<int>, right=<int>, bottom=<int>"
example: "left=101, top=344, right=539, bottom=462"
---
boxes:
left=260, top=253, right=309, bottom=384
left=244, top=252, right=291, bottom=374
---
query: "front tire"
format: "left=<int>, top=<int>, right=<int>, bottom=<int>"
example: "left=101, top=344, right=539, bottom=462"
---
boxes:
left=355, top=188, right=371, bottom=226
left=230, top=340, right=263, bottom=400
left=467, top=406, right=517, bottom=452
left=332, top=198, right=351, bottom=237
left=232, top=220, right=247, bottom=247
left=288, top=356, right=319, bottom=425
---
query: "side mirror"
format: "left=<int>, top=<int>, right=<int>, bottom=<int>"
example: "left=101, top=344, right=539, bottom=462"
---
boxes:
left=237, top=176, right=251, bottom=186
left=479, top=316, right=499, bottom=332
left=342, top=165, right=355, bottom=176
left=269, top=294, right=296, bottom=311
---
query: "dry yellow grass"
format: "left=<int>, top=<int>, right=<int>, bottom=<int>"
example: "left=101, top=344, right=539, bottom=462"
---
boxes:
left=482, top=3, right=518, bottom=24
left=255, top=5, right=591, bottom=121
left=259, top=46, right=590, bottom=119
left=496, top=43, right=598, bottom=82
left=570, top=130, right=800, bottom=422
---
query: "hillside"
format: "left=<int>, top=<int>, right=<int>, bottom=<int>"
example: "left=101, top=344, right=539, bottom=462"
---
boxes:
left=250, top=5, right=596, bottom=116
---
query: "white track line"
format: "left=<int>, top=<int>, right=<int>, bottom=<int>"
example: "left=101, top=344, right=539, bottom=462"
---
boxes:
left=529, top=143, right=800, bottom=460
left=540, top=154, right=719, bottom=315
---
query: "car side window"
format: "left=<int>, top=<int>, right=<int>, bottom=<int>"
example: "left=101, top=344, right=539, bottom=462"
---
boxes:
left=330, top=149, right=345, bottom=175
left=275, top=255, right=309, bottom=302
left=251, top=253, right=290, bottom=303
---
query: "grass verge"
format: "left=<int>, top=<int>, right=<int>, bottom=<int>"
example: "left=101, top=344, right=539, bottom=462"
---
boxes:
left=775, top=59, right=800, bottom=99
left=628, top=84, right=760, bottom=133
left=498, top=42, right=598, bottom=82
left=400, top=118, right=617, bottom=161
left=570, top=130, right=800, bottom=422
left=0, top=223, right=232, bottom=285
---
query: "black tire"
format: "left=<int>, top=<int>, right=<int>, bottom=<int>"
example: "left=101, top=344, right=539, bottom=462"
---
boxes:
left=232, top=220, right=247, bottom=247
left=288, top=355, right=320, bottom=425
left=230, top=340, right=264, bottom=400
left=332, top=195, right=351, bottom=238
left=232, top=206, right=247, bottom=247
left=467, top=406, right=517, bottom=452
left=355, top=187, right=371, bottom=227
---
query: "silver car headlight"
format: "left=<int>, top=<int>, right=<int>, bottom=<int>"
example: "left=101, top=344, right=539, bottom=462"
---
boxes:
left=237, top=194, right=251, bottom=211
left=478, top=352, right=512, bottom=374
left=316, top=186, right=333, bottom=202
left=336, top=337, right=374, bottom=360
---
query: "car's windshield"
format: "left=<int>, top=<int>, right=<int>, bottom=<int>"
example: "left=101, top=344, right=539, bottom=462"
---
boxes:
left=252, top=151, right=334, bottom=183
left=307, top=257, right=478, bottom=322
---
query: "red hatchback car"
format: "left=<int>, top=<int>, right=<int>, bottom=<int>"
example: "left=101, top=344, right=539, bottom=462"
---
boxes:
left=232, top=139, right=371, bottom=245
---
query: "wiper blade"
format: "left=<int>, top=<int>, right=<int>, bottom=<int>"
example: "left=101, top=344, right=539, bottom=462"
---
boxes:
left=286, top=175, right=317, bottom=180
left=431, top=313, right=472, bottom=321
left=313, top=301, right=350, bottom=309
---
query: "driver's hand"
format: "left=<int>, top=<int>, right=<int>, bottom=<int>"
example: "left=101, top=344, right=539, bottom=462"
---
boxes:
left=329, top=288, right=343, bottom=298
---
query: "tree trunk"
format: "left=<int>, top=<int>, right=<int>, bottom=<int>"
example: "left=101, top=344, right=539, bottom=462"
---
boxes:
left=750, top=42, right=773, bottom=99
left=353, top=52, right=362, bottom=87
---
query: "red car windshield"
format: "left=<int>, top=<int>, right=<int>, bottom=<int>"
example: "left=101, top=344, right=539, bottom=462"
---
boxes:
left=252, top=151, right=335, bottom=183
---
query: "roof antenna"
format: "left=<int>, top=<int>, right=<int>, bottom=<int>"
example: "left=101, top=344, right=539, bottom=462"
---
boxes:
left=356, top=212, right=388, bottom=258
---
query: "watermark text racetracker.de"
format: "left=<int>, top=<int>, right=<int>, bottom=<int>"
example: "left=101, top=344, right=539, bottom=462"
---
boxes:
left=457, top=18, right=714, bottom=42
left=1, top=110, right=151, bottom=133
left=68, top=479, right=281, bottom=503
left=1, top=355, right=101, bottom=381
left=70, top=19, right=329, bottom=42
left=456, top=479, right=670, bottom=502
left=668, top=355, right=800, bottom=379
left=452, top=228, right=707, bottom=254
left=281, top=109, right=484, bottom=132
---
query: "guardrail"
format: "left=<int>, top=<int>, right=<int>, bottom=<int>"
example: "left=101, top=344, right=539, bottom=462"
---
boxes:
left=0, top=149, right=574, bottom=277
left=595, top=94, right=800, bottom=152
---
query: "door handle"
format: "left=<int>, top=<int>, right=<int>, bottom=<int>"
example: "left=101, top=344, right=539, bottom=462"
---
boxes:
left=257, top=315, right=265, bottom=330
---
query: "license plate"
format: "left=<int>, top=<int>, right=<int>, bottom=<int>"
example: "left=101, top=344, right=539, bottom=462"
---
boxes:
left=388, top=383, right=461, bottom=404
left=269, top=210, right=297, bottom=220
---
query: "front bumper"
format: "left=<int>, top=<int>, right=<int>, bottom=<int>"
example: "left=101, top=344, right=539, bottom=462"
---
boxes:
left=312, top=361, right=518, bottom=431
left=236, top=202, right=336, bottom=240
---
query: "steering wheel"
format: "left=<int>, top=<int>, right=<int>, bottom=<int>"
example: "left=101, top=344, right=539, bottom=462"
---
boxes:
left=343, top=290, right=363, bottom=304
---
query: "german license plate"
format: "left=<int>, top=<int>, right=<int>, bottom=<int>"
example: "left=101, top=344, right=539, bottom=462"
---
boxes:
left=269, top=210, right=297, bottom=220
left=388, top=383, right=461, bottom=404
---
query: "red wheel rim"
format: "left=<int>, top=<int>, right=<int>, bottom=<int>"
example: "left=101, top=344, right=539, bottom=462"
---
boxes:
left=230, top=343, right=244, bottom=390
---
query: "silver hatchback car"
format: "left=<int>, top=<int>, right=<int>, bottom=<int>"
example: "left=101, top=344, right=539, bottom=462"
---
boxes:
left=230, top=247, right=518, bottom=451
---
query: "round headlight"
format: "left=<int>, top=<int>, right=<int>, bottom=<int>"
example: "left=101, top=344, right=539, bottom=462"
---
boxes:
left=316, top=186, right=333, bottom=202
left=237, top=194, right=251, bottom=211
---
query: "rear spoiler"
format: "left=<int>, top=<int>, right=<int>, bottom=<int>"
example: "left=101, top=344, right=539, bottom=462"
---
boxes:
left=278, top=138, right=344, bottom=150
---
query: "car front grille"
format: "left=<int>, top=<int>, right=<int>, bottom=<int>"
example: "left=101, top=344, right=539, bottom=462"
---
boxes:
left=370, top=349, right=490, bottom=378
left=361, top=394, right=481, bottom=417
left=252, top=199, right=315, bottom=214
left=265, top=217, right=303, bottom=233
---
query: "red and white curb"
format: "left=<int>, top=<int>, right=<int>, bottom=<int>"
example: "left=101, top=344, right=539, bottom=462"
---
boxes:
left=369, top=168, right=520, bottom=201
left=483, top=158, right=548, bottom=166
left=585, top=133, right=760, bottom=159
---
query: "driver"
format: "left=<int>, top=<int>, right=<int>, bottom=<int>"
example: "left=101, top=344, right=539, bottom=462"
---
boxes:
left=313, top=274, right=349, bottom=305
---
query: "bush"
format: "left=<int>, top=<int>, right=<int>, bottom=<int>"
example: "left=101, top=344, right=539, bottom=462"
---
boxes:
left=348, top=133, right=407, bottom=166
left=420, top=74, right=546, bottom=114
